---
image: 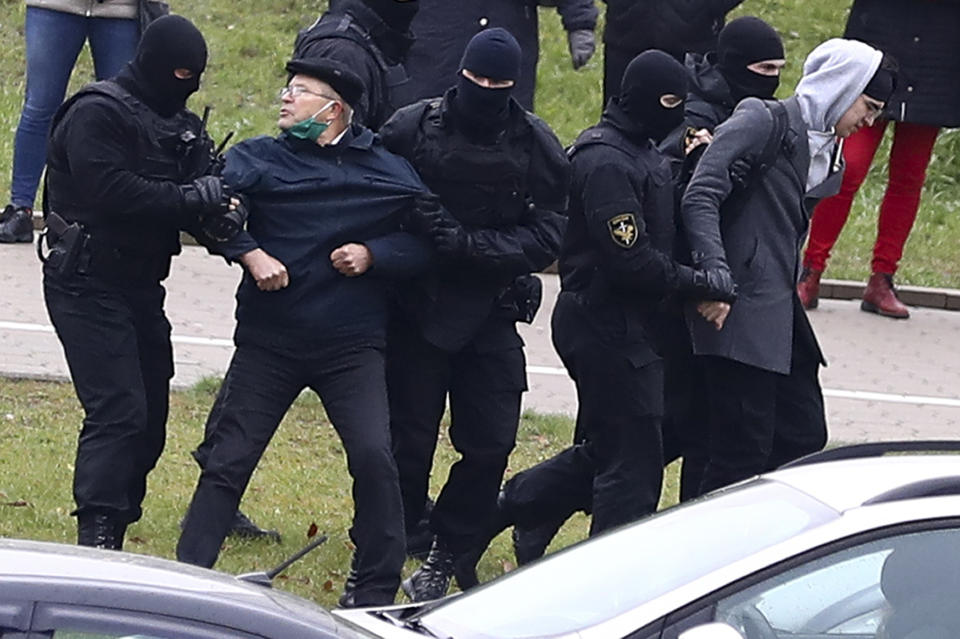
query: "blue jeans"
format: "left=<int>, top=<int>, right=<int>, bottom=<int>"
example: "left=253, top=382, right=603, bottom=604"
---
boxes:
left=11, top=7, right=139, bottom=208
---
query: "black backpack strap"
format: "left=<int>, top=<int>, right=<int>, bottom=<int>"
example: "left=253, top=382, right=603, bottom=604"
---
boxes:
left=752, top=99, right=790, bottom=180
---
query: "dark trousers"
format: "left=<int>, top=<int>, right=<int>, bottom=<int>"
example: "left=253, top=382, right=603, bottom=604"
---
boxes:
left=388, top=318, right=524, bottom=553
left=697, top=313, right=827, bottom=496
left=176, top=338, right=404, bottom=606
left=43, top=274, right=173, bottom=525
left=505, top=293, right=664, bottom=536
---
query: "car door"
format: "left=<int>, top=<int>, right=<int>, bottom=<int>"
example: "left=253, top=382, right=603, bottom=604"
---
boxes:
left=27, top=602, right=266, bottom=639
left=659, top=520, right=960, bottom=639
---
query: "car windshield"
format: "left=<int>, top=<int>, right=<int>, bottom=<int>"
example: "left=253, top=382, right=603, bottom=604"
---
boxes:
left=420, top=480, right=838, bottom=639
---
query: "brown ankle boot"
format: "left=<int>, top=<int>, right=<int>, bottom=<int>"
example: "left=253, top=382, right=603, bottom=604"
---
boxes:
left=861, top=272, right=909, bottom=319
left=797, top=267, right=822, bottom=310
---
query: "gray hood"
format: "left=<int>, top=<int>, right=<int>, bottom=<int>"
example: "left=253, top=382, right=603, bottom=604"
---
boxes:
left=795, top=38, right=882, bottom=189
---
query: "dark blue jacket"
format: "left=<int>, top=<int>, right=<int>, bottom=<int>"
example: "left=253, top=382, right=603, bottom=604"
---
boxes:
left=218, top=125, right=433, bottom=347
left=396, top=0, right=598, bottom=111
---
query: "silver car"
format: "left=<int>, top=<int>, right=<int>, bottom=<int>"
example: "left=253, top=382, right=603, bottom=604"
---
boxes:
left=336, top=442, right=960, bottom=639
left=0, top=539, right=374, bottom=639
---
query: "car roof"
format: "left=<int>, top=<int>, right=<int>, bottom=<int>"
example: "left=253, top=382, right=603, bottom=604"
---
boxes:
left=764, top=454, right=960, bottom=512
left=0, top=539, right=367, bottom=639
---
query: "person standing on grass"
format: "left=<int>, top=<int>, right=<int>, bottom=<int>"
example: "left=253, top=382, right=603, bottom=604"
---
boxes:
left=682, top=39, right=897, bottom=496
left=41, top=16, right=238, bottom=551
left=0, top=0, right=139, bottom=243
left=176, top=57, right=434, bottom=609
left=797, top=0, right=960, bottom=319
left=395, top=0, right=599, bottom=112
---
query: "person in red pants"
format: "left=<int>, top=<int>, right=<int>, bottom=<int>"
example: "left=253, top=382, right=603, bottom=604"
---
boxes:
left=798, top=0, right=960, bottom=319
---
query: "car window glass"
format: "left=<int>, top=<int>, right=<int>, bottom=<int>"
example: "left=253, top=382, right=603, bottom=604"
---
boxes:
left=710, top=527, right=960, bottom=639
left=53, top=633, right=169, bottom=639
left=421, top=481, right=836, bottom=639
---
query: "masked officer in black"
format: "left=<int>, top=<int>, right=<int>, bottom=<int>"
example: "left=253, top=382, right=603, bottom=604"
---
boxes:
left=378, top=28, right=569, bottom=602
left=459, top=51, right=738, bottom=581
left=177, top=57, right=435, bottom=608
left=293, top=0, right=419, bottom=130
left=41, top=15, right=240, bottom=550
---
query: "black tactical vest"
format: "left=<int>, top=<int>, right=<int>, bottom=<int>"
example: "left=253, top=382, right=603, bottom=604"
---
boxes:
left=46, top=81, right=212, bottom=259
left=294, top=10, right=408, bottom=130
left=410, top=100, right=533, bottom=230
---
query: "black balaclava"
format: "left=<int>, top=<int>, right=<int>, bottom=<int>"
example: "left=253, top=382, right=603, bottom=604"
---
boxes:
left=120, top=15, right=207, bottom=117
left=451, top=27, right=521, bottom=137
left=717, top=16, right=784, bottom=102
left=363, top=0, right=419, bottom=32
left=617, top=50, right=689, bottom=143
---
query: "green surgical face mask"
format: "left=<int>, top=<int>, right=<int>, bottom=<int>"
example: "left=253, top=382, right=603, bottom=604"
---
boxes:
left=287, top=100, right=337, bottom=142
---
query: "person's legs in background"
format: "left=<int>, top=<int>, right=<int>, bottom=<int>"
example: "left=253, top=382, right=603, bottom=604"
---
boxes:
left=1, top=9, right=87, bottom=242
left=861, top=121, right=940, bottom=319
left=87, top=15, right=139, bottom=80
left=798, top=120, right=887, bottom=308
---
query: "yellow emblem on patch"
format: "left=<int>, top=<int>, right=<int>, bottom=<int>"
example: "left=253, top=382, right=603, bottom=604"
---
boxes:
left=608, top=213, right=637, bottom=249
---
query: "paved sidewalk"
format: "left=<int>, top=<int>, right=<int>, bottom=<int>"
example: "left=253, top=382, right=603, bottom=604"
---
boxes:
left=2, top=243, right=959, bottom=444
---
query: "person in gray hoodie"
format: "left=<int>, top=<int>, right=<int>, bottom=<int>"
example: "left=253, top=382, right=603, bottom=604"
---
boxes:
left=681, top=38, right=896, bottom=496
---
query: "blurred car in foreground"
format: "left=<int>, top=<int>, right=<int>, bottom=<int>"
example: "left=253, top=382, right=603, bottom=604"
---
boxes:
left=336, top=441, right=960, bottom=639
left=0, top=537, right=372, bottom=639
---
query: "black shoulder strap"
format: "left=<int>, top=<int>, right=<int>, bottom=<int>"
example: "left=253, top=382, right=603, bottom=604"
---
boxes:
left=752, top=99, right=790, bottom=181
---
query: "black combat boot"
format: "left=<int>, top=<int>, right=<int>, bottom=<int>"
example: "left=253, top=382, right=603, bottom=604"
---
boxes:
left=0, top=205, right=34, bottom=243
left=77, top=511, right=123, bottom=550
left=512, top=518, right=563, bottom=565
left=337, top=554, right=360, bottom=608
left=450, top=491, right=512, bottom=591
left=228, top=509, right=282, bottom=542
left=402, top=537, right=457, bottom=602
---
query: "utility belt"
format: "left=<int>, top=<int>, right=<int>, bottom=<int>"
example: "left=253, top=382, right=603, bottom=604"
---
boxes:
left=37, top=212, right=170, bottom=285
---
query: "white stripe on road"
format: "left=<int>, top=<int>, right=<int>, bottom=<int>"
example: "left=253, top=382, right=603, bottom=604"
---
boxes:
left=4, top=320, right=960, bottom=409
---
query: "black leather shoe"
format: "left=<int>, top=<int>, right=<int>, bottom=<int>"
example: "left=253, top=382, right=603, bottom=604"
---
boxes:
left=0, top=205, right=33, bottom=243
left=228, top=510, right=281, bottom=542
left=513, top=518, right=563, bottom=566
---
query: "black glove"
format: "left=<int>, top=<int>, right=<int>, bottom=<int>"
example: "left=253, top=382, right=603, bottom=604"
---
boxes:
left=567, top=29, right=596, bottom=70
left=679, top=264, right=738, bottom=303
left=429, top=212, right=469, bottom=256
left=183, top=175, right=230, bottom=217
left=409, top=192, right=443, bottom=235
left=201, top=195, right=248, bottom=243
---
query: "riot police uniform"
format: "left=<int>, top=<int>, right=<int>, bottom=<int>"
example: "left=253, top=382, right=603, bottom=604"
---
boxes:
left=379, top=29, right=569, bottom=601
left=293, top=0, right=418, bottom=130
left=41, top=16, right=233, bottom=549
left=477, top=52, right=736, bottom=567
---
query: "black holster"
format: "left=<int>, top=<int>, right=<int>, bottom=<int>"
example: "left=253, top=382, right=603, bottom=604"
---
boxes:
left=37, top=211, right=87, bottom=277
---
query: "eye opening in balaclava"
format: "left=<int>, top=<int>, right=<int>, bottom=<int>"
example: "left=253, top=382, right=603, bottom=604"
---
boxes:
left=717, top=16, right=785, bottom=102
left=452, top=27, right=521, bottom=137
left=618, top=49, right=690, bottom=143
left=128, top=15, right=208, bottom=117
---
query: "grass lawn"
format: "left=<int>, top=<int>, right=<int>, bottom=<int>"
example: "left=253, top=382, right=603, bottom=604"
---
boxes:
left=0, top=0, right=954, bottom=285
left=0, top=376, right=682, bottom=606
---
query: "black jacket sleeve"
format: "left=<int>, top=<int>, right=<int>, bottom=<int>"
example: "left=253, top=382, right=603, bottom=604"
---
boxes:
left=555, top=0, right=599, bottom=32
left=581, top=160, right=687, bottom=296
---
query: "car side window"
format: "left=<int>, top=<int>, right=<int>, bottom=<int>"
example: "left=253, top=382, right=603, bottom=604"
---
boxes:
left=665, top=526, right=960, bottom=639
left=31, top=603, right=264, bottom=639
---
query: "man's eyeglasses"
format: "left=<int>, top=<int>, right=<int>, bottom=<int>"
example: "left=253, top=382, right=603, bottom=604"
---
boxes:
left=278, top=85, right=333, bottom=100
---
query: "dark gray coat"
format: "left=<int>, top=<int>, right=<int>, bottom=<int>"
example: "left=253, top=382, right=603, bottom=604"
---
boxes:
left=681, top=97, right=839, bottom=374
left=845, top=0, right=960, bottom=127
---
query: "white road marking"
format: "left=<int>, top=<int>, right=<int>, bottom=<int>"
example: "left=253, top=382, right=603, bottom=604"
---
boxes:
left=4, top=320, right=960, bottom=408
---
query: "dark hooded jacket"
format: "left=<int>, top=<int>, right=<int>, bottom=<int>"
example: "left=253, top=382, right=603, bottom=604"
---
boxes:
left=396, top=0, right=598, bottom=111
left=294, top=0, right=415, bottom=130
left=845, top=0, right=960, bottom=126
left=602, top=0, right=743, bottom=61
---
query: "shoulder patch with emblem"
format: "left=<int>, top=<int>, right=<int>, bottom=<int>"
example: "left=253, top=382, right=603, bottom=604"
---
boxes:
left=608, top=213, right=637, bottom=249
